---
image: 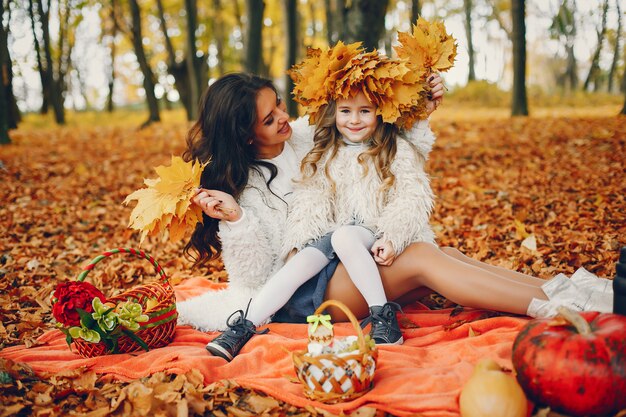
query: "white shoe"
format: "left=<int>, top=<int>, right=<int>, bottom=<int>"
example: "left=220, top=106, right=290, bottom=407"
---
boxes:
left=526, top=298, right=583, bottom=318
left=578, top=291, right=614, bottom=313
left=541, top=273, right=581, bottom=300
left=526, top=292, right=614, bottom=318
left=530, top=272, right=615, bottom=318
left=570, top=268, right=613, bottom=294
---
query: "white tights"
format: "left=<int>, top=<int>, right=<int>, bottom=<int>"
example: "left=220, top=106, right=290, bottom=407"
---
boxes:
left=245, top=225, right=388, bottom=326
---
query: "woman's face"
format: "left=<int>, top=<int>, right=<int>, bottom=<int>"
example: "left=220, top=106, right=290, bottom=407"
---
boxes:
left=252, top=87, right=292, bottom=158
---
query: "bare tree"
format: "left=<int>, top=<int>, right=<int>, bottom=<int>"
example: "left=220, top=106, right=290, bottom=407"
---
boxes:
left=608, top=0, right=622, bottom=92
left=27, top=0, right=49, bottom=114
left=464, top=0, right=476, bottom=82
left=325, top=0, right=334, bottom=44
left=212, top=0, right=225, bottom=76
left=32, top=0, right=65, bottom=124
left=284, top=0, right=298, bottom=116
left=411, top=0, right=421, bottom=24
left=0, top=0, right=10, bottom=144
left=105, top=0, right=118, bottom=112
left=128, top=0, right=160, bottom=125
left=621, top=47, right=626, bottom=115
left=185, top=0, right=200, bottom=119
left=342, top=0, right=390, bottom=51
left=550, top=0, right=578, bottom=92
left=245, top=0, right=265, bottom=74
left=583, top=0, right=609, bottom=91
left=511, top=0, right=528, bottom=116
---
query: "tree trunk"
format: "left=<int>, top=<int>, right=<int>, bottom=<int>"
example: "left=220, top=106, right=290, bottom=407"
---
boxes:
left=464, top=0, right=476, bottom=82
left=342, top=0, right=389, bottom=51
left=621, top=46, right=626, bottom=115
left=511, top=0, right=528, bottom=116
left=583, top=0, right=608, bottom=91
left=54, top=0, right=74, bottom=120
left=0, top=0, right=11, bottom=144
left=284, top=0, right=298, bottom=117
left=324, top=0, right=334, bottom=45
left=608, top=0, right=621, bottom=93
left=307, top=0, right=316, bottom=41
left=245, top=0, right=265, bottom=75
left=28, top=0, right=49, bottom=114
left=411, top=0, right=420, bottom=24
left=128, top=0, right=160, bottom=125
left=155, top=0, right=191, bottom=118
left=212, top=0, right=225, bottom=76
left=185, top=0, right=199, bottom=120
left=36, top=0, right=64, bottom=124
left=564, top=43, right=578, bottom=92
left=106, top=0, right=118, bottom=113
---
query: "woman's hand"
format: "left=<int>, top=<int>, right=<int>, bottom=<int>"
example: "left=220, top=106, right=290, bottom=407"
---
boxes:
left=193, top=188, right=242, bottom=222
left=371, top=238, right=396, bottom=266
left=425, top=73, right=445, bottom=116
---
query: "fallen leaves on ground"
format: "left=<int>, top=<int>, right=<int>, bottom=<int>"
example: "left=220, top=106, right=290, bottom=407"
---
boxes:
left=0, top=112, right=624, bottom=416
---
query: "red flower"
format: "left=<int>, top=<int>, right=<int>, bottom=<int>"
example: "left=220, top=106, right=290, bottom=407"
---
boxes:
left=52, top=282, right=106, bottom=327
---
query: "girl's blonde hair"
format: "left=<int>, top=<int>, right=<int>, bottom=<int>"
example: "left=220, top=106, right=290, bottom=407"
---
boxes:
left=299, top=99, right=400, bottom=195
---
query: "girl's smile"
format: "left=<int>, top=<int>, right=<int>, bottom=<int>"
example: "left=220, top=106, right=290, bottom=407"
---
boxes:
left=335, top=92, right=379, bottom=144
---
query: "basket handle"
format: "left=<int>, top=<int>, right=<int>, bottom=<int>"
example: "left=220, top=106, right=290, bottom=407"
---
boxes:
left=76, top=248, right=168, bottom=284
left=314, top=299, right=368, bottom=354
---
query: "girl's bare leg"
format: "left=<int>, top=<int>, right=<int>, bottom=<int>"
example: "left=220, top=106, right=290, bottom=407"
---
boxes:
left=439, top=247, right=546, bottom=286
left=324, top=242, right=547, bottom=321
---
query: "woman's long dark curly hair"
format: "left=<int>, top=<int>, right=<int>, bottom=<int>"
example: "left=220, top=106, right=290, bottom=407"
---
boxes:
left=182, top=73, right=279, bottom=268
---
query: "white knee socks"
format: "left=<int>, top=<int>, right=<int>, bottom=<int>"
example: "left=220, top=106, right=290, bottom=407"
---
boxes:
left=246, top=247, right=330, bottom=326
left=331, top=225, right=388, bottom=307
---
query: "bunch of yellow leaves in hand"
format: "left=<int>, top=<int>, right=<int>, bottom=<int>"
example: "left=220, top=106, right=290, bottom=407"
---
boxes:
left=394, top=17, right=457, bottom=75
left=124, top=156, right=207, bottom=243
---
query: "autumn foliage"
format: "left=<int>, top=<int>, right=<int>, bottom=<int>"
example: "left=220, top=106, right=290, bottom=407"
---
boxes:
left=0, top=111, right=624, bottom=416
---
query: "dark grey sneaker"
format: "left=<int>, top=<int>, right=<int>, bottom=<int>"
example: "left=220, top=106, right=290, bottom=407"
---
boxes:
left=361, top=302, right=404, bottom=345
left=206, top=308, right=268, bottom=361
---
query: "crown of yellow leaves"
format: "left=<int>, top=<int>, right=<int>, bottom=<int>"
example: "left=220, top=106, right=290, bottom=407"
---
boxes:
left=289, top=18, right=457, bottom=129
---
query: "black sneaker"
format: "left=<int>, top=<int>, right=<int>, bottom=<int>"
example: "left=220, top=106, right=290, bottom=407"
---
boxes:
left=361, top=302, right=404, bottom=345
left=206, top=307, right=268, bottom=361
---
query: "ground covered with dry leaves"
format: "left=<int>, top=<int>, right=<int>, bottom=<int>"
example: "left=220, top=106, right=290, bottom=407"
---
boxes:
left=0, top=109, right=624, bottom=416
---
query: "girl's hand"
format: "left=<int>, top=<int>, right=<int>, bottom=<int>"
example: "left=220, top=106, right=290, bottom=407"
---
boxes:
left=425, top=73, right=445, bottom=116
left=371, top=238, right=396, bottom=266
left=193, top=188, right=242, bottom=222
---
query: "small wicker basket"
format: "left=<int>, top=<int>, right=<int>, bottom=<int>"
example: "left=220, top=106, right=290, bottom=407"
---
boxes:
left=292, top=300, right=378, bottom=403
left=71, top=248, right=177, bottom=357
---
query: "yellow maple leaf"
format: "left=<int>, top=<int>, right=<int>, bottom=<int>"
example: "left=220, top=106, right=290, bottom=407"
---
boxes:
left=395, top=17, right=457, bottom=74
left=124, top=156, right=207, bottom=244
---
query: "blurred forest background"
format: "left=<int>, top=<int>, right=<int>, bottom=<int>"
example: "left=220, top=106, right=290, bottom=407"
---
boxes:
left=0, top=0, right=625, bottom=142
left=1, top=2, right=625, bottom=415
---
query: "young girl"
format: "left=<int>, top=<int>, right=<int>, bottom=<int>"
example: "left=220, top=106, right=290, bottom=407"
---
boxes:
left=204, top=43, right=441, bottom=361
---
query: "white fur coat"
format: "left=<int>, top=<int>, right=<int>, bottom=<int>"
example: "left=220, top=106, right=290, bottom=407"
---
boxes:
left=281, top=137, right=435, bottom=257
left=176, top=118, right=435, bottom=331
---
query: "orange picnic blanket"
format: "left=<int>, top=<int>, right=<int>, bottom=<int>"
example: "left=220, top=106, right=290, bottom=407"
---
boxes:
left=0, top=277, right=530, bottom=417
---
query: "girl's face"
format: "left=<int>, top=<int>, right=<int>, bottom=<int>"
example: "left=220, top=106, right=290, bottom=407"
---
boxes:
left=335, top=92, right=378, bottom=144
left=252, top=87, right=292, bottom=158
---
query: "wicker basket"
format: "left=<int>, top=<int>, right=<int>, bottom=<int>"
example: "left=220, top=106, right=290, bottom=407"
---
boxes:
left=71, top=248, right=177, bottom=357
left=292, top=300, right=378, bottom=403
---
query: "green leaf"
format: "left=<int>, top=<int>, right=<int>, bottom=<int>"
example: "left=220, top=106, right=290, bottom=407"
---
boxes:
left=0, top=371, right=13, bottom=384
left=122, top=328, right=149, bottom=352
left=77, top=308, right=96, bottom=328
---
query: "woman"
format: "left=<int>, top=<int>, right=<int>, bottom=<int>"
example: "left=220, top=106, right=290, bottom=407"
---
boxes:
left=177, top=73, right=611, bottom=339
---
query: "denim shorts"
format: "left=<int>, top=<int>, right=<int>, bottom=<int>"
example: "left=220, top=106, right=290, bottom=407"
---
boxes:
left=272, top=258, right=340, bottom=323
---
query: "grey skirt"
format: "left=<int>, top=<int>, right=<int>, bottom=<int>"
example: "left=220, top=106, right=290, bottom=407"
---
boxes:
left=272, top=258, right=340, bottom=323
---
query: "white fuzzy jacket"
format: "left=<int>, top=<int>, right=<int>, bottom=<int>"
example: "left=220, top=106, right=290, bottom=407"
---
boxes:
left=282, top=137, right=435, bottom=257
left=177, top=118, right=435, bottom=331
